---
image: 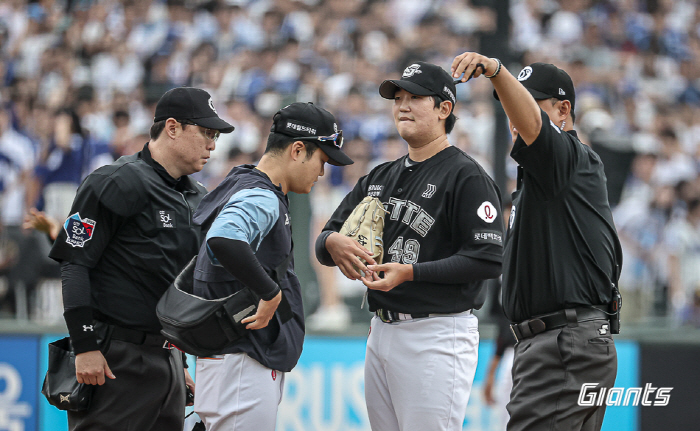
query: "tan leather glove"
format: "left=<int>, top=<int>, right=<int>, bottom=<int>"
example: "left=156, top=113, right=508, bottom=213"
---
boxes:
left=339, top=196, right=389, bottom=265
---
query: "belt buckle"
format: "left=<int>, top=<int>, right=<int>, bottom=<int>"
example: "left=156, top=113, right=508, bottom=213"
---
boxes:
left=509, top=324, right=520, bottom=343
left=377, top=309, right=398, bottom=323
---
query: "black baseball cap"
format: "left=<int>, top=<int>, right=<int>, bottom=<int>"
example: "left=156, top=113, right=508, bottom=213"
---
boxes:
left=154, top=87, right=235, bottom=133
left=379, top=61, right=457, bottom=109
left=495, top=62, right=576, bottom=119
left=270, top=102, right=353, bottom=166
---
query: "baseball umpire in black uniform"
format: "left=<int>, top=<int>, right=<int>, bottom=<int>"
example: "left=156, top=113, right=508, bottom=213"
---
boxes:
left=316, top=61, right=505, bottom=431
left=451, top=53, right=623, bottom=431
left=49, top=87, right=234, bottom=431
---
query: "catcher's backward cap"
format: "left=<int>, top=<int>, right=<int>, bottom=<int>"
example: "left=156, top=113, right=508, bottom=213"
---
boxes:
left=154, top=87, right=235, bottom=133
left=494, top=63, right=576, bottom=117
left=379, top=61, right=457, bottom=107
left=270, top=102, right=353, bottom=166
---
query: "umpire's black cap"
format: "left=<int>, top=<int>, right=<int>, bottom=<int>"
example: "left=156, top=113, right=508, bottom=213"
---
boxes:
left=379, top=61, right=457, bottom=110
left=154, top=87, right=235, bottom=133
left=270, top=102, right=353, bottom=166
left=495, top=62, right=576, bottom=120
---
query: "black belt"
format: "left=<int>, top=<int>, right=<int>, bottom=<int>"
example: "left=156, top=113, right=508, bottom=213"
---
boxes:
left=110, top=325, right=169, bottom=348
left=376, top=309, right=430, bottom=323
left=510, top=306, right=609, bottom=343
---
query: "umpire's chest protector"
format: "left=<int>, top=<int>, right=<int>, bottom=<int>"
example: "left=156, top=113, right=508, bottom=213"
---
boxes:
left=191, top=165, right=304, bottom=372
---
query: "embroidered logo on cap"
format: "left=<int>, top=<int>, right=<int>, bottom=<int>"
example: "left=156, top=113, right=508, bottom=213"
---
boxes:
left=559, top=88, right=566, bottom=96
left=63, top=213, right=96, bottom=248
left=517, top=66, right=533, bottom=81
left=442, top=86, right=456, bottom=103
left=208, top=97, right=217, bottom=114
left=286, top=121, right=316, bottom=135
left=402, top=64, right=422, bottom=78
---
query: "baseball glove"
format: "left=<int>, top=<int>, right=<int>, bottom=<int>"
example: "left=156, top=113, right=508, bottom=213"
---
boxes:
left=339, top=196, right=389, bottom=264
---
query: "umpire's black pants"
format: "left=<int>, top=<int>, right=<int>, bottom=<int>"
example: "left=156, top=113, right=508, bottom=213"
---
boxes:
left=506, top=319, right=617, bottom=431
left=67, top=328, right=186, bottom=431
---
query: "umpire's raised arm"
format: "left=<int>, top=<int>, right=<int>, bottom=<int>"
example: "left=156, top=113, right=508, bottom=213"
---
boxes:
left=455, top=52, right=622, bottom=431
left=451, top=52, right=544, bottom=144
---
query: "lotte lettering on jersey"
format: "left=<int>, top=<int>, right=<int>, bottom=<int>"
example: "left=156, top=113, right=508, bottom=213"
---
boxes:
left=321, top=146, right=505, bottom=314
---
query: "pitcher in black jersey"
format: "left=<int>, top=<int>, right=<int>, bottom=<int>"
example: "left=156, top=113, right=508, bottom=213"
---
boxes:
left=315, top=61, right=504, bottom=431
left=451, top=52, right=622, bottom=431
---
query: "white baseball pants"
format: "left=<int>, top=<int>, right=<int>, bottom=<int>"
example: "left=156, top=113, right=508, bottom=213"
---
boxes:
left=365, top=311, right=479, bottom=431
left=194, top=353, right=285, bottom=431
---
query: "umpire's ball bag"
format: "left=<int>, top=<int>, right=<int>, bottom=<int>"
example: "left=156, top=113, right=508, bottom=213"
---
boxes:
left=156, top=255, right=258, bottom=357
left=42, top=337, right=95, bottom=411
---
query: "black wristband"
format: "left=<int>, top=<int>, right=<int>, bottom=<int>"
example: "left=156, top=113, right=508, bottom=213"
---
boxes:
left=315, top=230, right=336, bottom=267
left=63, top=306, right=99, bottom=354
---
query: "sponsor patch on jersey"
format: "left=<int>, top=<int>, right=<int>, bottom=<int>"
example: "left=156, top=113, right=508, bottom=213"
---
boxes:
left=157, top=210, right=176, bottom=228
left=477, top=201, right=497, bottom=223
left=472, top=229, right=503, bottom=246
left=63, top=213, right=96, bottom=248
left=368, top=184, right=383, bottom=197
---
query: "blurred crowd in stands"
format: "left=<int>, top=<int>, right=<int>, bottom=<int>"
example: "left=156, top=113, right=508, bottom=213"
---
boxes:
left=1, top=0, right=699, bottom=330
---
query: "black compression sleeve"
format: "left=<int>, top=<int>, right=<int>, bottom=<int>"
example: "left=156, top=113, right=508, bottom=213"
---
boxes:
left=61, top=262, right=98, bottom=353
left=61, top=262, right=91, bottom=308
left=207, top=237, right=281, bottom=300
left=412, top=255, right=501, bottom=284
left=314, top=230, right=336, bottom=267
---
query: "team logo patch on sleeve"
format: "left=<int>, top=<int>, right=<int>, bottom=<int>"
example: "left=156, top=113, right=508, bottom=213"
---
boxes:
left=63, top=213, right=96, bottom=248
left=477, top=201, right=497, bottom=223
